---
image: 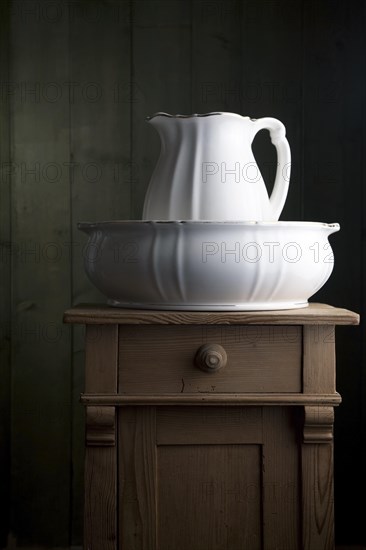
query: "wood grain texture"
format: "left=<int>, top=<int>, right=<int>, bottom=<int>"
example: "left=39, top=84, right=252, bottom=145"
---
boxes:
left=80, top=392, right=342, bottom=407
left=157, top=406, right=262, bottom=550
left=112, top=406, right=302, bottom=550
left=119, top=325, right=302, bottom=394
left=302, top=443, right=334, bottom=550
left=80, top=305, right=342, bottom=548
left=158, top=444, right=261, bottom=550
left=64, top=302, right=360, bottom=325
left=84, top=447, right=117, bottom=550
left=262, top=407, right=301, bottom=549
left=156, top=406, right=263, bottom=445
left=84, top=324, right=118, bottom=548
left=85, top=325, right=118, bottom=393
left=118, top=407, right=157, bottom=550
left=303, top=325, right=336, bottom=393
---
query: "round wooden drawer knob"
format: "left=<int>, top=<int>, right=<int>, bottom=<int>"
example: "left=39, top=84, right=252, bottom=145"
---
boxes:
left=194, top=343, right=227, bottom=373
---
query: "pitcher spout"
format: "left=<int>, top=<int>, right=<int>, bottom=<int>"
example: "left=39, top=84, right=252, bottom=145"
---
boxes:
left=145, top=112, right=176, bottom=141
left=326, top=222, right=340, bottom=236
left=78, top=222, right=95, bottom=235
left=146, top=112, right=177, bottom=128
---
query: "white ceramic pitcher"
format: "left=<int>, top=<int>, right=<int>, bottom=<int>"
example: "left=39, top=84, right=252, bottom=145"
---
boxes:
left=142, top=112, right=291, bottom=221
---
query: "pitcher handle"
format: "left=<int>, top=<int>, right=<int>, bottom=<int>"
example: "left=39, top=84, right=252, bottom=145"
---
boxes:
left=251, top=117, right=291, bottom=220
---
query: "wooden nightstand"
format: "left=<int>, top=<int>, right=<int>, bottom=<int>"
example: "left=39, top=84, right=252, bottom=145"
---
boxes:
left=64, top=303, right=359, bottom=550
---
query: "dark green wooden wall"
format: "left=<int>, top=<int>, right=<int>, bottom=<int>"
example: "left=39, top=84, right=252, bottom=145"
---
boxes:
left=0, top=0, right=365, bottom=547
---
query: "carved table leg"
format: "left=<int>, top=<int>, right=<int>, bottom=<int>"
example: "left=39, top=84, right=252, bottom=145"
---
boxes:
left=301, top=406, right=335, bottom=550
left=301, top=325, right=336, bottom=550
left=84, top=325, right=118, bottom=550
left=84, top=406, right=117, bottom=550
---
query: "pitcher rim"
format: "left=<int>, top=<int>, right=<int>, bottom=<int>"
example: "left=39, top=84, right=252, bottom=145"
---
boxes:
left=146, top=112, right=253, bottom=121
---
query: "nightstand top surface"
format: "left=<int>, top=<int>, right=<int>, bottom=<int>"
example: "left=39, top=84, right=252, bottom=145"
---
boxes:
left=63, top=303, right=359, bottom=326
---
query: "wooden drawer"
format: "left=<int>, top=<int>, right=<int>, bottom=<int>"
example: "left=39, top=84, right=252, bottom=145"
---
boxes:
left=118, top=325, right=302, bottom=394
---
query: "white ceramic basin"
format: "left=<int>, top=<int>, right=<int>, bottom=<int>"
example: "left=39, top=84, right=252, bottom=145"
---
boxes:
left=78, top=221, right=340, bottom=311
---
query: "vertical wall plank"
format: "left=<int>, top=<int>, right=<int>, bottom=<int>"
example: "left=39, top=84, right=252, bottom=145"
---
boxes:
left=10, top=0, right=71, bottom=544
left=240, top=0, right=304, bottom=221
left=191, top=0, right=242, bottom=113
left=132, top=0, right=192, bottom=218
left=192, top=0, right=303, bottom=219
left=0, top=1, right=11, bottom=545
left=69, top=0, right=131, bottom=543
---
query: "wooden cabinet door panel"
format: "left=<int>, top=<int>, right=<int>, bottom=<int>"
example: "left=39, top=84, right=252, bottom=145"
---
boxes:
left=157, top=444, right=261, bottom=550
left=118, top=406, right=300, bottom=550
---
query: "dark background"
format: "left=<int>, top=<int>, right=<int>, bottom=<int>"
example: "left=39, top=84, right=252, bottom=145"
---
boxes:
left=0, top=0, right=365, bottom=547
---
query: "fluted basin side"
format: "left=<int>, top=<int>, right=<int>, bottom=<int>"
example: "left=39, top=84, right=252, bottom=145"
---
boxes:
left=78, top=221, right=339, bottom=311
